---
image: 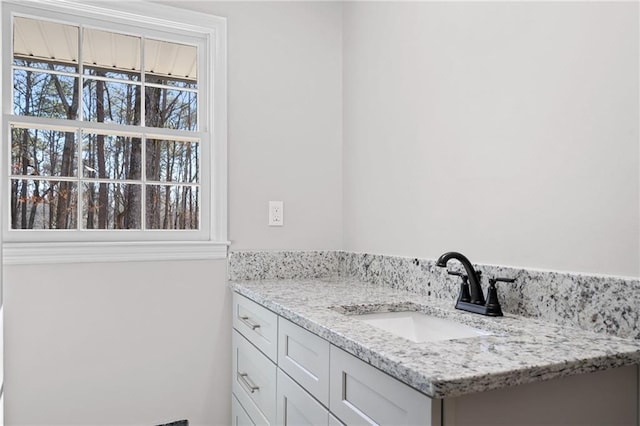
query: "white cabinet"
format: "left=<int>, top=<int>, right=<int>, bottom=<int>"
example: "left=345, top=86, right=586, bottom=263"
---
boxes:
left=278, top=317, right=330, bottom=406
left=232, top=291, right=639, bottom=426
left=276, top=369, right=329, bottom=425
left=233, top=293, right=278, bottom=362
left=329, top=346, right=440, bottom=426
left=232, top=292, right=439, bottom=426
left=232, top=330, right=277, bottom=425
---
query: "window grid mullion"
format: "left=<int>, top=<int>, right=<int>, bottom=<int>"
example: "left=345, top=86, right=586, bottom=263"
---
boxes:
left=7, top=176, right=146, bottom=185
left=145, top=82, right=197, bottom=94
left=78, top=24, right=85, bottom=122
left=76, top=128, right=82, bottom=230
left=77, top=25, right=84, bottom=230
left=81, top=74, right=143, bottom=87
left=141, top=36, right=146, bottom=230
left=141, top=135, right=146, bottom=230
left=9, top=116, right=203, bottom=141
left=12, top=65, right=78, bottom=79
left=7, top=175, right=79, bottom=183
left=141, top=35, right=146, bottom=129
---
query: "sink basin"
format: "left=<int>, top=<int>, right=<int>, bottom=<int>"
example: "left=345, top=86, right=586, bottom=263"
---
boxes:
left=355, top=311, right=492, bottom=343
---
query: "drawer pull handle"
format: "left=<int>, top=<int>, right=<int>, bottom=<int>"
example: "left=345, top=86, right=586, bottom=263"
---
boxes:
left=239, top=315, right=261, bottom=330
left=238, top=372, right=260, bottom=393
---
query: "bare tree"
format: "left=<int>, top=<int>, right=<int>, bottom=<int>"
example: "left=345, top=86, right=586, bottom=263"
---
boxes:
left=95, top=75, right=109, bottom=228
left=124, top=86, right=142, bottom=228
left=50, top=68, right=78, bottom=229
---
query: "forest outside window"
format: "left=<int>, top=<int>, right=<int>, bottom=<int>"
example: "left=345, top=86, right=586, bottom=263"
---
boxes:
left=12, top=17, right=199, bottom=231
left=2, top=1, right=228, bottom=262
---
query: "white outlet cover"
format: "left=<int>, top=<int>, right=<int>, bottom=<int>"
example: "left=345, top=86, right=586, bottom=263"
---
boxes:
left=269, top=201, right=284, bottom=226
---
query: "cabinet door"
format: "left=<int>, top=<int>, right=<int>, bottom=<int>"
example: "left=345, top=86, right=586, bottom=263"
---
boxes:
left=278, top=317, right=330, bottom=406
left=232, top=330, right=277, bottom=425
left=329, top=346, right=439, bottom=426
left=276, top=369, right=329, bottom=426
left=233, top=293, right=279, bottom=362
left=233, top=394, right=256, bottom=426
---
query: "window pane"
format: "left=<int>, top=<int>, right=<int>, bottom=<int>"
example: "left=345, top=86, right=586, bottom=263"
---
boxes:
left=13, top=17, right=79, bottom=73
left=146, top=139, right=199, bottom=183
left=146, top=185, right=199, bottom=230
left=146, top=75, right=196, bottom=90
left=145, top=86, right=197, bottom=130
left=82, top=134, right=142, bottom=180
left=11, top=179, right=78, bottom=229
left=13, top=69, right=78, bottom=118
left=12, top=128, right=77, bottom=177
left=84, top=67, right=140, bottom=82
left=82, top=182, right=141, bottom=229
left=13, top=58, right=77, bottom=73
left=83, top=28, right=141, bottom=80
left=145, top=39, right=197, bottom=85
left=83, top=79, right=141, bottom=125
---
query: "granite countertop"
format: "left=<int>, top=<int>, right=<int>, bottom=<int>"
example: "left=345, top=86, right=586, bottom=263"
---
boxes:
left=230, top=277, right=640, bottom=399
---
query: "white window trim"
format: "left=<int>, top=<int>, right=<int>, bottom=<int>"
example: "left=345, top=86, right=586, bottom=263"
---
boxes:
left=1, top=0, right=229, bottom=264
left=2, top=240, right=228, bottom=265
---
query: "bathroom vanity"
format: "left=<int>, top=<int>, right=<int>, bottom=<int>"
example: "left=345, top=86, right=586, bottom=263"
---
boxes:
left=230, top=278, right=640, bottom=426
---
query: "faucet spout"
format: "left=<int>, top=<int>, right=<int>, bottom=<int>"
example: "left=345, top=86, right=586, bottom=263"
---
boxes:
left=436, top=251, right=486, bottom=305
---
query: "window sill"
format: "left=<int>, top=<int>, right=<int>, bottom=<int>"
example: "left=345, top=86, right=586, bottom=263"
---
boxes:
left=2, top=240, right=229, bottom=265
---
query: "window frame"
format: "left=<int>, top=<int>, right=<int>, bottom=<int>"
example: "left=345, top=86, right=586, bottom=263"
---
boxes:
left=1, top=0, right=228, bottom=264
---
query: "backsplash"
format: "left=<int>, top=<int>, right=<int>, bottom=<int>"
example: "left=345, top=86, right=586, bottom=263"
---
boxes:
left=342, top=252, right=640, bottom=340
left=228, top=251, right=342, bottom=280
left=228, top=251, right=640, bottom=340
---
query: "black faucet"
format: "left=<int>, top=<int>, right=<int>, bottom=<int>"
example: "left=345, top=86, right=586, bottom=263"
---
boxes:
left=436, top=251, right=485, bottom=305
left=436, top=251, right=513, bottom=317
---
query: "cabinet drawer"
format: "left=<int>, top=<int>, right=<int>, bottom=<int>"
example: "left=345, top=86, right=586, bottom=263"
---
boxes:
left=329, top=346, right=439, bottom=426
left=278, top=317, right=330, bottom=406
left=232, top=394, right=256, bottom=426
left=277, top=369, right=329, bottom=426
left=232, top=330, right=277, bottom=425
left=233, top=293, right=278, bottom=361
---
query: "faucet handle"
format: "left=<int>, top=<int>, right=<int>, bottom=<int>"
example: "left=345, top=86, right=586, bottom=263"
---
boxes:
left=485, top=277, right=515, bottom=317
left=489, top=277, right=515, bottom=285
left=447, top=270, right=468, bottom=279
left=449, top=271, right=471, bottom=303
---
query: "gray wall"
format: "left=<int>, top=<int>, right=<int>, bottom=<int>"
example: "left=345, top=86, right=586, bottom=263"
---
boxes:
left=3, top=2, right=343, bottom=425
left=342, top=1, right=639, bottom=277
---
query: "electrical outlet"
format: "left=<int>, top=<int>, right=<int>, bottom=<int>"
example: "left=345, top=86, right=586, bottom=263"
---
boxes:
left=269, top=201, right=284, bottom=226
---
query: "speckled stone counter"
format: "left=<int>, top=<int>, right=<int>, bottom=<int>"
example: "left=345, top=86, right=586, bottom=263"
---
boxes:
left=230, top=277, right=640, bottom=399
left=229, top=251, right=640, bottom=340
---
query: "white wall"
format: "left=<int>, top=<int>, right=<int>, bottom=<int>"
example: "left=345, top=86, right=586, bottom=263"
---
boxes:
left=3, top=2, right=343, bottom=425
left=203, top=1, right=344, bottom=252
left=342, top=1, right=639, bottom=278
left=3, top=2, right=638, bottom=425
left=4, top=260, right=230, bottom=426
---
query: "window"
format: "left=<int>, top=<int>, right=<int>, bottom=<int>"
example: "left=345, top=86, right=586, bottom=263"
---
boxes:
left=1, top=1, right=228, bottom=263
